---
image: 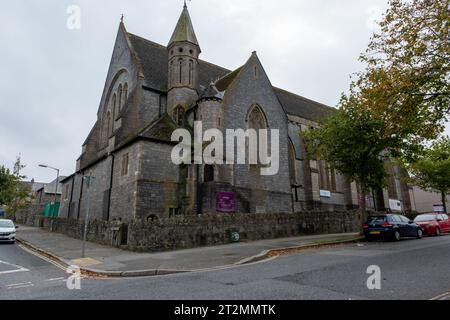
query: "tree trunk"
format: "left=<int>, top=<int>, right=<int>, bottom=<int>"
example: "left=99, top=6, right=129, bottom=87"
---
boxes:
left=442, top=191, right=447, bottom=214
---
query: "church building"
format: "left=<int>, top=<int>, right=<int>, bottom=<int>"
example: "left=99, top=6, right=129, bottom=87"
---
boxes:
left=59, top=4, right=414, bottom=222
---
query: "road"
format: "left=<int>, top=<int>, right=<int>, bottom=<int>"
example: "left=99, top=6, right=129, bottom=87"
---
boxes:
left=0, top=235, right=449, bottom=300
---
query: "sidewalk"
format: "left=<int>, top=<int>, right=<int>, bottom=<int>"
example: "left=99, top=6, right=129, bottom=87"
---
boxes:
left=16, top=225, right=362, bottom=277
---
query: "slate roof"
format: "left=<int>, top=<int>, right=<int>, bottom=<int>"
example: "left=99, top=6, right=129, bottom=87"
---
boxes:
left=127, top=32, right=336, bottom=122
left=168, top=5, right=200, bottom=48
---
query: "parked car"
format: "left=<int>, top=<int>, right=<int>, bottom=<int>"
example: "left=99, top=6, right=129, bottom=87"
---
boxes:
left=363, top=214, right=423, bottom=241
left=414, top=213, right=450, bottom=236
left=0, top=219, right=18, bottom=244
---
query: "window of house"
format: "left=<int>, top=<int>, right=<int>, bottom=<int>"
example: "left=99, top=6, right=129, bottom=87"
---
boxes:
left=121, top=153, right=129, bottom=176
left=106, top=111, right=112, bottom=137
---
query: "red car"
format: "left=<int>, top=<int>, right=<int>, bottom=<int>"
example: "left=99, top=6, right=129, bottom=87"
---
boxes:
left=414, top=213, right=450, bottom=236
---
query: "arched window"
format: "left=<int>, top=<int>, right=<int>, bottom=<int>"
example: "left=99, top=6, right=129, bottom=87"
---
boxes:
left=106, top=111, right=111, bottom=138
left=188, top=60, right=193, bottom=85
left=247, top=105, right=268, bottom=166
left=204, top=165, right=214, bottom=182
left=289, top=141, right=297, bottom=183
left=173, top=106, right=184, bottom=126
left=118, top=84, right=123, bottom=111
left=123, top=83, right=128, bottom=107
left=112, top=94, right=117, bottom=120
left=179, top=59, right=183, bottom=84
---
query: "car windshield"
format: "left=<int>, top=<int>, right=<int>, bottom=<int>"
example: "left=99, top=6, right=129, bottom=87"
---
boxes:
left=0, top=220, right=14, bottom=228
left=414, top=215, right=436, bottom=222
left=367, top=216, right=386, bottom=224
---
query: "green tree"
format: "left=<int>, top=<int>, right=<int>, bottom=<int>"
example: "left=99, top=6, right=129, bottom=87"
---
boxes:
left=302, top=101, right=401, bottom=229
left=408, top=136, right=450, bottom=213
left=0, top=155, right=30, bottom=216
left=353, top=0, right=449, bottom=159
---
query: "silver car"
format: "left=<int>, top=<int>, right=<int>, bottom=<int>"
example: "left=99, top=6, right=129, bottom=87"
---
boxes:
left=0, top=219, right=18, bottom=244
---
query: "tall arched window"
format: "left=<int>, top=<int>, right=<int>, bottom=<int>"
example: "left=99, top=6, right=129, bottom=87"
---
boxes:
left=188, top=60, right=193, bottom=85
left=173, top=106, right=184, bottom=126
left=179, top=59, right=183, bottom=84
left=106, top=111, right=111, bottom=138
left=112, top=94, right=117, bottom=120
left=247, top=105, right=268, bottom=166
left=118, top=84, right=123, bottom=111
left=123, top=83, right=128, bottom=107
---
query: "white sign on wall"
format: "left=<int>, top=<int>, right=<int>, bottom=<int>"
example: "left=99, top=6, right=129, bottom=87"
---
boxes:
left=320, top=190, right=331, bottom=198
left=389, top=199, right=402, bottom=212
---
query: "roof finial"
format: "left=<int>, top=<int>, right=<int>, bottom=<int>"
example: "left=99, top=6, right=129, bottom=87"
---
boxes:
left=120, top=14, right=124, bottom=23
left=184, top=0, right=190, bottom=9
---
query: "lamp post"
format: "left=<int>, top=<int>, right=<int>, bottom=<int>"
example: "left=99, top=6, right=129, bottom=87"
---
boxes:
left=81, top=173, right=95, bottom=258
left=39, top=164, right=60, bottom=216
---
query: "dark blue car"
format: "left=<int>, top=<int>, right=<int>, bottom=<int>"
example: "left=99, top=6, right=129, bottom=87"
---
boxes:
left=363, top=214, right=423, bottom=241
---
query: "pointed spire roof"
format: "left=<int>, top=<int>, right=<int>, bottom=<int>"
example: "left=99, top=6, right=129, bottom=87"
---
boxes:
left=168, top=5, right=200, bottom=48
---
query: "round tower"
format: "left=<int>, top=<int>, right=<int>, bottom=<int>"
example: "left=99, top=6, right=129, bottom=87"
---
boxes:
left=167, top=3, right=201, bottom=125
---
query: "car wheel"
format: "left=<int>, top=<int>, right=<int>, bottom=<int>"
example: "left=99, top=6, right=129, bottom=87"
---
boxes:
left=393, top=230, right=401, bottom=241
left=435, top=227, right=441, bottom=237
left=416, top=228, right=423, bottom=239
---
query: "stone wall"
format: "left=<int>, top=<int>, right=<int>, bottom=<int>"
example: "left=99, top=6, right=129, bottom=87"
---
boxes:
left=15, top=209, right=360, bottom=252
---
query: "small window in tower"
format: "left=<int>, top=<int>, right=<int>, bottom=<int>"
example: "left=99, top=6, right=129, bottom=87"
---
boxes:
left=179, top=47, right=183, bottom=53
left=188, top=60, right=193, bottom=85
left=121, top=153, right=129, bottom=176
left=174, top=106, right=184, bottom=126
left=179, top=59, right=183, bottom=84
left=189, top=49, right=193, bottom=54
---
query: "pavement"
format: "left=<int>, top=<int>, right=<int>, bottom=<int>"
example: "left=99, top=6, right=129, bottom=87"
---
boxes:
left=15, top=225, right=362, bottom=277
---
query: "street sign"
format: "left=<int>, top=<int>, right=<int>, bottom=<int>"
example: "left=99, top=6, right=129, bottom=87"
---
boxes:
left=320, top=190, right=331, bottom=198
left=433, top=204, right=445, bottom=213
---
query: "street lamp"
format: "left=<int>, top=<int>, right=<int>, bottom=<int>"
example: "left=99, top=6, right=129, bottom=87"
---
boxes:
left=39, top=164, right=60, bottom=215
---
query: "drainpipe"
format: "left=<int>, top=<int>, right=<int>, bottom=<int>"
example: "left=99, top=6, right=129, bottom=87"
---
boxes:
left=106, top=154, right=115, bottom=221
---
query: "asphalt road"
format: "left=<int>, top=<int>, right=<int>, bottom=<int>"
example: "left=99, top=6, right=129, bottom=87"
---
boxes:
left=1, top=235, right=449, bottom=300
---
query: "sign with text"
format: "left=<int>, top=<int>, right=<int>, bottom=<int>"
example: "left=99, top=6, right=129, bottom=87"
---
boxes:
left=433, top=204, right=445, bottom=213
left=320, top=190, right=331, bottom=198
left=389, top=199, right=402, bottom=211
left=216, top=192, right=236, bottom=213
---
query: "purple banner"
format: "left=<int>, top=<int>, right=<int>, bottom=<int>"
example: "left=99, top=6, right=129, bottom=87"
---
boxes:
left=216, top=192, right=236, bottom=213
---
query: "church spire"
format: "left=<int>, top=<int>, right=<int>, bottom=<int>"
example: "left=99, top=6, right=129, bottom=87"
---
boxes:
left=168, top=4, right=200, bottom=49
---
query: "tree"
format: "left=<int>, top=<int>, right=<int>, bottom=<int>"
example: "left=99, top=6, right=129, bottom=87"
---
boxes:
left=0, top=155, right=30, bottom=216
left=302, top=101, right=401, bottom=229
left=408, top=136, right=450, bottom=213
left=353, top=0, right=449, bottom=159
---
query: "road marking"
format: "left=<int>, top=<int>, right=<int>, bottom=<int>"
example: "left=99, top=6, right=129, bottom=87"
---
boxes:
left=18, top=244, right=67, bottom=271
left=7, top=282, right=34, bottom=290
left=45, top=277, right=66, bottom=282
left=430, top=292, right=450, bottom=300
left=0, top=260, right=29, bottom=275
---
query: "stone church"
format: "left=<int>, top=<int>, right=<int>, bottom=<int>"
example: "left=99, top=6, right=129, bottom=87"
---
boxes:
left=60, top=4, right=414, bottom=222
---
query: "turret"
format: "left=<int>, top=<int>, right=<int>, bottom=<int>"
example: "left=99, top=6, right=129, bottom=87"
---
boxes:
left=167, top=3, right=201, bottom=125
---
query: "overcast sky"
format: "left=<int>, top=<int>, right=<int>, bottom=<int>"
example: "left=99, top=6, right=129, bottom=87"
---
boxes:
left=0, top=0, right=448, bottom=183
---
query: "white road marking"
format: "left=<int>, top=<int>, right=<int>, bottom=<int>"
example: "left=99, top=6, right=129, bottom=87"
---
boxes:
left=7, top=281, right=34, bottom=289
left=430, top=291, right=450, bottom=300
left=0, top=260, right=29, bottom=275
left=44, top=277, right=66, bottom=282
left=18, top=244, right=67, bottom=271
